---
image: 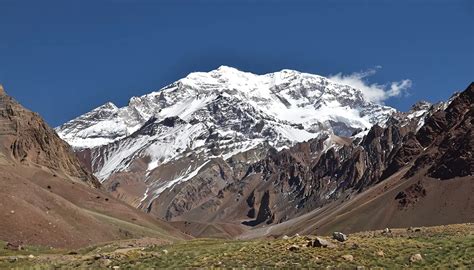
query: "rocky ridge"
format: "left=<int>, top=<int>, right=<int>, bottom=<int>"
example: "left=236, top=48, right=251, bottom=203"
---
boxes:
left=148, top=83, right=473, bottom=233
left=0, top=85, right=99, bottom=187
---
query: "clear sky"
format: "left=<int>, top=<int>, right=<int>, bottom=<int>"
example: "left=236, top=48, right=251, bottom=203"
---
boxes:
left=0, top=0, right=472, bottom=127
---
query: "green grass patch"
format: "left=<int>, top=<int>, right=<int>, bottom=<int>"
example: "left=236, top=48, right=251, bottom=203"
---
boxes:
left=1, top=224, right=473, bottom=269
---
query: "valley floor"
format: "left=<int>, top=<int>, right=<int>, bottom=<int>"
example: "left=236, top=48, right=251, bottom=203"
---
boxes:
left=1, top=223, right=473, bottom=269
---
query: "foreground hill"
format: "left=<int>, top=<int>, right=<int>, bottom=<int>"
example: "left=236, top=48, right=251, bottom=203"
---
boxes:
left=1, top=224, right=472, bottom=268
left=0, top=86, right=188, bottom=248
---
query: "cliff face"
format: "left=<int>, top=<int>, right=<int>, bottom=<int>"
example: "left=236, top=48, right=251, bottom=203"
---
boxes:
left=147, top=109, right=423, bottom=226
left=144, top=83, right=473, bottom=237
left=0, top=86, right=100, bottom=187
left=418, top=83, right=473, bottom=180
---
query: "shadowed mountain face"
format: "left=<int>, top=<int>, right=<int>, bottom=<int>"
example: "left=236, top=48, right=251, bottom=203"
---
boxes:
left=236, top=83, right=473, bottom=237
left=0, top=86, right=187, bottom=248
left=416, top=83, right=473, bottom=179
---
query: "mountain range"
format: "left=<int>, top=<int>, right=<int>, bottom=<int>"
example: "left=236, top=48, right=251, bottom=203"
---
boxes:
left=0, top=67, right=472, bottom=247
left=56, top=67, right=397, bottom=224
left=55, top=67, right=473, bottom=239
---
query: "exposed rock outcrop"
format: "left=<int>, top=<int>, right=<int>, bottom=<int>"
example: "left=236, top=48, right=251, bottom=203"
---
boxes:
left=0, top=85, right=188, bottom=248
left=149, top=83, right=473, bottom=232
left=0, top=87, right=100, bottom=187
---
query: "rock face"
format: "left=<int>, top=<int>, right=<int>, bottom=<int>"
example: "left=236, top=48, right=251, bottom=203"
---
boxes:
left=0, top=86, right=99, bottom=187
left=156, top=103, right=430, bottom=226
left=421, top=84, right=473, bottom=179
left=229, top=83, right=472, bottom=239
left=143, top=83, right=473, bottom=235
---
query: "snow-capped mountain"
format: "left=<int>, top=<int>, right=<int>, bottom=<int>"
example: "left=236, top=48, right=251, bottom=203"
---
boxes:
left=56, top=66, right=397, bottom=208
left=58, top=66, right=396, bottom=148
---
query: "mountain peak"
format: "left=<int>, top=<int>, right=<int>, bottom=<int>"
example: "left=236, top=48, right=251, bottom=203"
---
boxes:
left=215, top=65, right=239, bottom=72
left=58, top=67, right=397, bottom=152
left=57, top=66, right=397, bottom=185
left=278, top=68, right=302, bottom=74
left=209, top=65, right=257, bottom=79
left=98, top=102, right=118, bottom=110
left=411, top=100, right=431, bottom=112
left=95, top=102, right=118, bottom=111
left=0, top=84, right=5, bottom=95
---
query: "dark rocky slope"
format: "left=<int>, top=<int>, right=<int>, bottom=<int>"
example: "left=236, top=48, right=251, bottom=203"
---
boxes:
left=147, top=83, right=473, bottom=237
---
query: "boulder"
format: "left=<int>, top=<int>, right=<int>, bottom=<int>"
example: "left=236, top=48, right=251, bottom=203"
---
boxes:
left=342, top=254, right=354, bottom=261
left=333, top=232, right=348, bottom=242
left=101, top=259, right=112, bottom=267
left=288, top=245, right=300, bottom=252
left=307, top=237, right=335, bottom=248
left=382, top=228, right=392, bottom=236
left=5, top=242, right=22, bottom=251
left=410, top=253, right=423, bottom=263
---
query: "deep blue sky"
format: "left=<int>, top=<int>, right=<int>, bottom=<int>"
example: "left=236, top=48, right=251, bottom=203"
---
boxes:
left=0, top=0, right=472, bottom=127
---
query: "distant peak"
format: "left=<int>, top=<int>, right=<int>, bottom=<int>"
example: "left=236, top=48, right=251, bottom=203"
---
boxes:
left=279, top=68, right=300, bottom=74
left=213, top=65, right=243, bottom=74
left=0, top=84, right=5, bottom=95
left=411, top=101, right=431, bottom=111
left=216, top=65, right=235, bottom=71
left=95, top=102, right=118, bottom=111
left=214, top=66, right=302, bottom=77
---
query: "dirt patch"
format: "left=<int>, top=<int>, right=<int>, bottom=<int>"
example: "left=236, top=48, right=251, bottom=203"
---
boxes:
left=395, top=181, right=427, bottom=209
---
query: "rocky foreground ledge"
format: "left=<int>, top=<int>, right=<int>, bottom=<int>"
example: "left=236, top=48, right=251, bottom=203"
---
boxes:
left=1, top=223, right=472, bottom=269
